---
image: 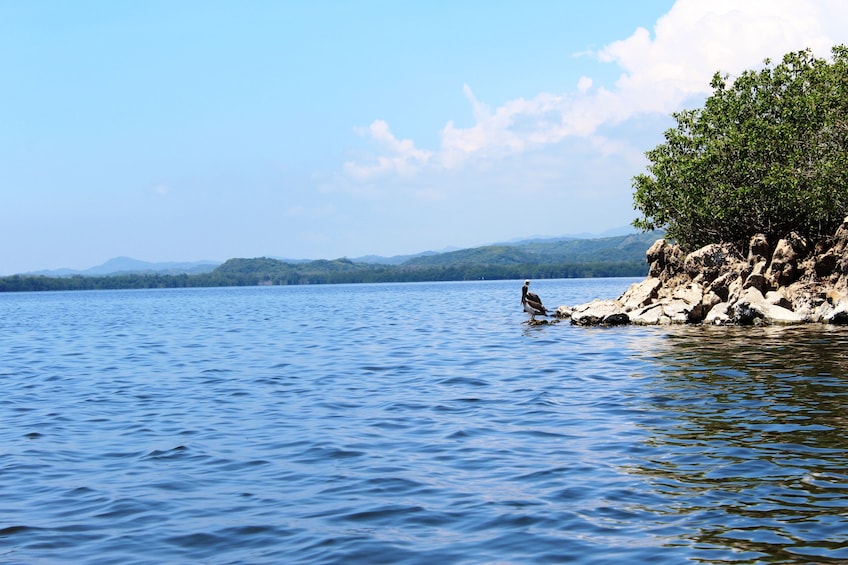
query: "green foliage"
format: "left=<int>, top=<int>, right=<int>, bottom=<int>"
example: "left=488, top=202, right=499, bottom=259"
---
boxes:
left=633, top=46, right=848, bottom=251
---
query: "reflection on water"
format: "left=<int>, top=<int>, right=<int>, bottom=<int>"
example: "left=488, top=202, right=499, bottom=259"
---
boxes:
left=631, top=326, right=848, bottom=563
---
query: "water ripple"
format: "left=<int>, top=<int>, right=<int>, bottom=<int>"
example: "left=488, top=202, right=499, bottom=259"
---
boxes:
left=1, top=281, right=847, bottom=563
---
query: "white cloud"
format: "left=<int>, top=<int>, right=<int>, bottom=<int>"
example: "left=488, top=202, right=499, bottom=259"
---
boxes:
left=343, top=120, right=433, bottom=180
left=438, top=85, right=576, bottom=168
left=344, top=0, right=848, bottom=183
left=599, top=0, right=847, bottom=116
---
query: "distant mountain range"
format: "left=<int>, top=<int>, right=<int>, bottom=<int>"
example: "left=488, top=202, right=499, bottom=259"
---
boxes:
left=30, top=257, right=221, bottom=277
left=2, top=230, right=668, bottom=292
left=25, top=228, right=663, bottom=277
left=348, top=249, right=452, bottom=265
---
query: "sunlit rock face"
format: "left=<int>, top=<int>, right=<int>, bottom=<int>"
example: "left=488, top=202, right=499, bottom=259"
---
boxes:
left=560, top=217, right=848, bottom=326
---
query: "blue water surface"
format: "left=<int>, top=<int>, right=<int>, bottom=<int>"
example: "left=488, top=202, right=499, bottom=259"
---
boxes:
left=1, top=279, right=846, bottom=564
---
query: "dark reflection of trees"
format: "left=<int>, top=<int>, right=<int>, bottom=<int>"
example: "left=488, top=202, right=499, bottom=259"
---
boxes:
left=630, top=326, right=848, bottom=564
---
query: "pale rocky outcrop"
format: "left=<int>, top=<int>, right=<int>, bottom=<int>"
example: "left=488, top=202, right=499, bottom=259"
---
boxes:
left=571, top=299, right=629, bottom=326
left=559, top=217, right=848, bottom=326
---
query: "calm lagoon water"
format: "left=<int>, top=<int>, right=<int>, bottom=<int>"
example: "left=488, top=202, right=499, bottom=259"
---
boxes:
left=1, top=278, right=846, bottom=564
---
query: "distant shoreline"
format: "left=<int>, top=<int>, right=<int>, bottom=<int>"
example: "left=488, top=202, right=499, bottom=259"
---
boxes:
left=0, top=261, right=647, bottom=293
left=3, top=232, right=661, bottom=293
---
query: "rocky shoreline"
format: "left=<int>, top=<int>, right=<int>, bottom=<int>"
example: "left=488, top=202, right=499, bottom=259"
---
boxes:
left=556, top=217, right=848, bottom=326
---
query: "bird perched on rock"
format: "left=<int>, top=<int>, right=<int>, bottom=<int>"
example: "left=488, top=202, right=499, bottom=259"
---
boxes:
left=521, top=279, right=548, bottom=321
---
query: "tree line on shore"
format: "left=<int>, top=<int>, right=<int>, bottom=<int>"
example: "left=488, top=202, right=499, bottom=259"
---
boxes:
left=2, top=233, right=660, bottom=293
left=0, top=258, right=647, bottom=293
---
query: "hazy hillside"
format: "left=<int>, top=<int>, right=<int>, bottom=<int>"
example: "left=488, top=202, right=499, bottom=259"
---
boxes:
left=31, top=257, right=220, bottom=277
left=3, top=231, right=665, bottom=292
left=402, top=231, right=663, bottom=267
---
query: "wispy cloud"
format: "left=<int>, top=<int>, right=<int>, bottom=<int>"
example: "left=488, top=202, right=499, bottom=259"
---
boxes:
left=343, top=120, right=433, bottom=180
left=345, top=0, right=848, bottom=183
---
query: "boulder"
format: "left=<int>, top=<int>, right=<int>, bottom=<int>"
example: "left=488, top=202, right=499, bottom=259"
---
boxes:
left=554, top=305, right=573, bottom=320
left=662, top=299, right=697, bottom=323
left=630, top=303, right=670, bottom=325
left=822, top=290, right=848, bottom=324
left=707, top=271, right=738, bottom=302
left=670, top=282, right=705, bottom=322
left=725, top=274, right=746, bottom=305
left=748, top=234, right=770, bottom=264
left=832, top=217, right=848, bottom=254
left=604, top=312, right=631, bottom=325
left=825, top=288, right=847, bottom=305
left=834, top=219, right=848, bottom=275
left=704, top=301, right=732, bottom=325
left=828, top=305, right=848, bottom=325
left=765, top=289, right=791, bottom=309
left=684, top=243, right=738, bottom=284
left=562, top=223, right=848, bottom=326
left=647, top=239, right=684, bottom=280
left=570, top=299, right=628, bottom=326
left=702, top=290, right=722, bottom=312
left=731, top=287, right=804, bottom=325
left=765, top=232, right=808, bottom=288
left=619, top=278, right=661, bottom=311
left=762, top=302, right=806, bottom=325
left=815, top=250, right=839, bottom=277
left=743, top=260, right=768, bottom=292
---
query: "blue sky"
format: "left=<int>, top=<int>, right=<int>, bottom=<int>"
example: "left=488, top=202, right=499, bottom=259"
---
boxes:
left=3, top=1, right=848, bottom=274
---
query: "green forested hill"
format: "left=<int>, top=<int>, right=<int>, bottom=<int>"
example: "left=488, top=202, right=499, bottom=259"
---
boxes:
left=0, top=232, right=663, bottom=292
left=402, top=245, right=537, bottom=266
left=404, top=232, right=662, bottom=266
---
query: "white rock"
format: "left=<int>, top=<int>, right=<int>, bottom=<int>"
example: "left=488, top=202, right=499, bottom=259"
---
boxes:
left=733, top=287, right=804, bottom=325
left=629, top=303, right=666, bottom=325
left=619, top=278, right=661, bottom=311
left=704, top=302, right=731, bottom=325
left=570, top=299, right=626, bottom=325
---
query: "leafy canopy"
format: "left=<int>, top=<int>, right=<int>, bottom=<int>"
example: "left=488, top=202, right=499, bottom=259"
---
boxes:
left=632, top=46, right=848, bottom=251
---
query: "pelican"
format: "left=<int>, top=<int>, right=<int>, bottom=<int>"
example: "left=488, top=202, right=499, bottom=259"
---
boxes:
left=521, top=279, right=548, bottom=321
